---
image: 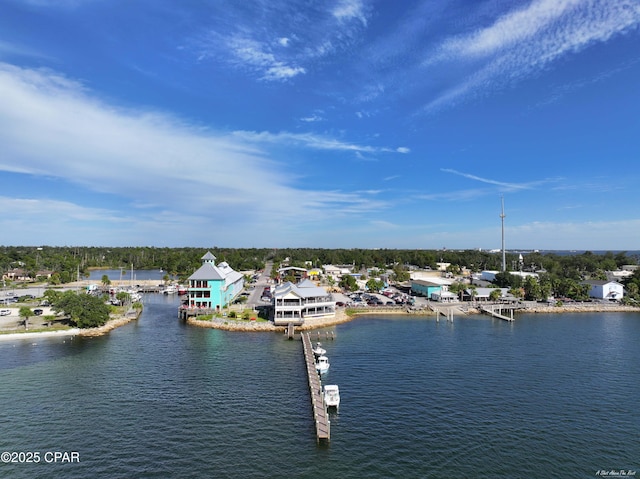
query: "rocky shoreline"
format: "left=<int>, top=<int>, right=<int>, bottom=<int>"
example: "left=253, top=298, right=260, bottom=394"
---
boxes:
left=78, top=309, right=142, bottom=337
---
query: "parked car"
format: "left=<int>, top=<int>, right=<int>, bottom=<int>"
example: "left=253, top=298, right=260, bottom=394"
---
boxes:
left=0, top=309, right=11, bottom=316
left=33, top=308, right=44, bottom=316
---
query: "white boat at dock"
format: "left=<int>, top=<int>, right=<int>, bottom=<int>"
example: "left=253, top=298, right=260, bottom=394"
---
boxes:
left=323, top=384, right=340, bottom=409
left=163, top=284, right=177, bottom=295
left=315, top=355, right=330, bottom=375
left=312, top=342, right=326, bottom=357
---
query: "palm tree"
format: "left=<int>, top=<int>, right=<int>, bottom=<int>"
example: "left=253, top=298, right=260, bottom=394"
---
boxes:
left=19, top=306, right=32, bottom=330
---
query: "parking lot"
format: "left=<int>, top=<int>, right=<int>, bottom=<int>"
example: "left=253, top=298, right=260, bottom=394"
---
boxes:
left=0, top=305, right=56, bottom=331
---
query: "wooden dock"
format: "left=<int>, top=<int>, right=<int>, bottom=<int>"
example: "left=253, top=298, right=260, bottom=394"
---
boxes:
left=480, top=305, right=514, bottom=321
left=302, top=332, right=330, bottom=443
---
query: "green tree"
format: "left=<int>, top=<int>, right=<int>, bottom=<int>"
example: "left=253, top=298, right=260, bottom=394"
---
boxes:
left=448, top=282, right=466, bottom=300
left=339, top=275, right=358, bottom=291
left=366, top=278, right=384, bottom=292
left=54, top=291, right=110, bottom=328
left=468, top=285, right=478, bottom=303
left=392, top=265, right=410, bottom=283
left=101, top=274, right=111, bottom=287
left=43, top=289, right=63, bottom=305
left=19, top=306, right=32, bottom=330
left=523, top=277, right=542, bottom=301
left=115, top=291, right=131, bottom=306
left=489, top=289, right=502, bottom=301
left=509, top=287, right=524, bottom=300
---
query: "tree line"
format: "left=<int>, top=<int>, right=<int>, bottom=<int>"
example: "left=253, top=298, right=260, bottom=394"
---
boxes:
left=2, top=246, right=638, bottom=302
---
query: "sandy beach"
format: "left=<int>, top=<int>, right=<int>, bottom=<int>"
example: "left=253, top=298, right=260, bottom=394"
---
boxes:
left=0, top=328, right=81, bottom=341
left=0, top=309, right=142, bottom=340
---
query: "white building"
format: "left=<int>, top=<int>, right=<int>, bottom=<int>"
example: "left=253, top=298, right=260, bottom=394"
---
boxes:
left=322, top=265, right=352, bottom=281
left=272, top=279, right=335, bottom=326
left=582, top=280, right=624, bottom=301
left=480, top=270, right=539, bottom=282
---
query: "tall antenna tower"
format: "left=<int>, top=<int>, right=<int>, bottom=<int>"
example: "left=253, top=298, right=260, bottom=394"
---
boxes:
left=500, top=196, right=506, bottom=272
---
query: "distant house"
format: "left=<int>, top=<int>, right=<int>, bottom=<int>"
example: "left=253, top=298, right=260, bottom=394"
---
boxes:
left=272, top=279, right=335, bottom=326
left=323, top=265, right=352, bottom=280
left=277, top=266, right=308, bottom=283
left=582, top=280, right=624, bottom=301
left=186, top=252, right=244, bottom=310
left=3, top=268, right=31, bottom=281
left=307, top=268, right=323, bottom=280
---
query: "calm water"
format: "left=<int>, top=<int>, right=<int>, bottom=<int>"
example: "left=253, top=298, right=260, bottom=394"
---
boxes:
left=0, top=295, right=638, bottom=478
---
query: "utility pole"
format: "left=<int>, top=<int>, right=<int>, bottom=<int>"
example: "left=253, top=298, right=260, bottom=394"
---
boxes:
left=500, top=196, right=506, bottom=272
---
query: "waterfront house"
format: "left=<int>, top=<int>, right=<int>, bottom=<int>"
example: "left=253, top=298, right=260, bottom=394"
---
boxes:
left=582, top=280, right=624, bottom=301
left=186, top=252, right=244, bottom=310
left=410, top=278, right=452, bottom=298
left=272, top=279, right=335, bottom=326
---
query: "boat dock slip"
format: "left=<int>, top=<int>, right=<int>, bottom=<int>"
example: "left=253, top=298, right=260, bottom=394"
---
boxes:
left=302, top=333, right=330, bottom=443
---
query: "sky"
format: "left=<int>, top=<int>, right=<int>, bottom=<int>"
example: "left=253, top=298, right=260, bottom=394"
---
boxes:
left=1, top=0, right=639, bottom=250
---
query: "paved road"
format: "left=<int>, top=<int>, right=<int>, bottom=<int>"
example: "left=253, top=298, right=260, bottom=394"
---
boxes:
left=246, top=261, right=274, bottom=308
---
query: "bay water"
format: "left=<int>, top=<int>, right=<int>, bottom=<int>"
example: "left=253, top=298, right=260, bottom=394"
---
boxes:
left=0, top=294, right=638, bottom=478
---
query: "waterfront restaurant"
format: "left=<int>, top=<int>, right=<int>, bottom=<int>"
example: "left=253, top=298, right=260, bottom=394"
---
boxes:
left=187, top=252, right=244, bottom=311
left=272, top=279, right=336, bottom=326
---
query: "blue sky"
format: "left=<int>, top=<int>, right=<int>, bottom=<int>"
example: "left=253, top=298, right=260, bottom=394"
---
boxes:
left=1, top=0, right=639, bottom=250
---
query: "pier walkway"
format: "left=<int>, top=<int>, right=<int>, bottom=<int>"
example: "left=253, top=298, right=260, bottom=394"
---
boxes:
left=301, top=332, right=330, bottom=443
left=479, top=305, right=515, bottom=321
left=428, top=303, right=465, bottom=321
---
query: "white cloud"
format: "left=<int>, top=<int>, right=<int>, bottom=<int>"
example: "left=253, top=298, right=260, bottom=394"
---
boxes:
left=0, top=63, right=390, bottom=244
left=332, top=0, right=367, bottom=26
left=300, top=112, right=324, bottom=123
left=264, top=64, right=306, bottom=80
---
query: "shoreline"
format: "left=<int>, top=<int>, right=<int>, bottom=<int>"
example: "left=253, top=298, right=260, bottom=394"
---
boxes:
left=0, top=328, right=81, bottom=341
left=187, top=302, right=640, bottom=332
left=0, top=308, right=142, bottom=341
left=3, top=302, right=637, bottom=339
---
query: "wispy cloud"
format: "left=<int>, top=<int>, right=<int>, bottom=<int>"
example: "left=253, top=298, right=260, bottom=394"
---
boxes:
left=195, top=1, right=370, bottom=82
left=440, top=169, right=540, bottom=191
left=415, top=188, right=490, bottom=202
left=300, top=111, right=324, bottom=123
left=422, top=0, right=640, bottom=111
left=222, top=36, right=306, bottom=81
left=231, top=129, right=407, bottom=155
